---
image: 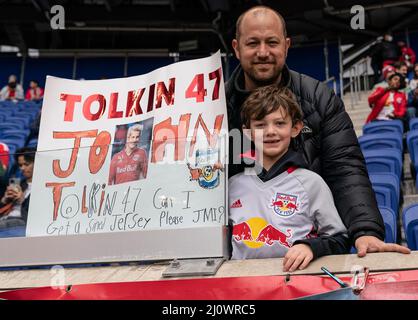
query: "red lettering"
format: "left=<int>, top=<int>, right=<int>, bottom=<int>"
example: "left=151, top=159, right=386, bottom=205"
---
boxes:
left=126, top=88, right=145, bottom=117
left=155, top=78, right=175, bottom=109
left=151, top=114, right=191, bottom=163
left=108, top=92, right=123, bottom=119
left=147, top=84, right=155, bottom=112
left=60, top=94, right=82, bottom=122
left=189, top=114, right=224, bottom=157
left=209, top=67, right=222, bottom=100
left=83, top=94, right=106, bottom=121
left=46, top=182, right=76, bottom=221
left=52, top=130, right=98, bottom=178
left=88, top=130, right=111, bottom=174
left=185, top=73, right=206, bottom=103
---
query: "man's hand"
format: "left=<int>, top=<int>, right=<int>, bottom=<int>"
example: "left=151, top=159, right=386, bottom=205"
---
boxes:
left=355, top=236, right=411, bottom=257
left=283, top=244, right=314, bottom=272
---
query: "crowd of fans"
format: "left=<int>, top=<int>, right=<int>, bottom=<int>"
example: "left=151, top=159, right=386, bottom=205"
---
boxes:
left=367, top=33, right=417, bottom=128
left=0, top=74, right=42, bottom=235
left=0, top=74, right=43, bottom=102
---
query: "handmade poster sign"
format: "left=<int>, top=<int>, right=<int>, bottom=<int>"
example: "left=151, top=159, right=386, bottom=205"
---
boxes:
left=27, top=52, right=228, bottom=237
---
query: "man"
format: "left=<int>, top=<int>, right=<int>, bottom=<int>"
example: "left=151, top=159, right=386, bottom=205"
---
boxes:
left=108, top=124, right=148, bottom=185
left=226, top=6, right=410, bottom=257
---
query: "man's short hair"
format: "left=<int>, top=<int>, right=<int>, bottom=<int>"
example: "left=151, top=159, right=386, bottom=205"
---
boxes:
left=127, top=123, right=143, bottom=138
left=235, top=5, right=287, bottom=40
left=241, top=85, right=303, bottom=128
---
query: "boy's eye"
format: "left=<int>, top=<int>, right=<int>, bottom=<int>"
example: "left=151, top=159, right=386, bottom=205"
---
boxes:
left=253, top=123, right=265, bottom=128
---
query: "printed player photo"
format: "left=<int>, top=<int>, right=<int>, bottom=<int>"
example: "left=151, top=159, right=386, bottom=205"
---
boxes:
left=108, top=118, right=154, bottom=185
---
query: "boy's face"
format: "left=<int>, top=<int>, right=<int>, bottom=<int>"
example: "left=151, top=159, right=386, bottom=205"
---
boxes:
left=247, top=107, right=302, bottom=163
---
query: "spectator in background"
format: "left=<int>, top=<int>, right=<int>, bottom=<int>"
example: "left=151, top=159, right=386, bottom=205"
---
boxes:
left=0, top=142, right=10, bottom=198
left=394, top=61, right=411, bottom=94
left=398, top=40, right=416, bottom=73
left=372, top=65, right=396, bottom=90
left=369, top=33, right=399, bottom=84
left=366, top=73, right=407, bottom=123
left=0, top=74, right=24, bottom=102
left=409, top=63, right=418, bottom=91
left=407, top=87, right=418, bottom=119
left=0, top=147, right=35, bottom=230
left=25, top=80, right=44, bottom=101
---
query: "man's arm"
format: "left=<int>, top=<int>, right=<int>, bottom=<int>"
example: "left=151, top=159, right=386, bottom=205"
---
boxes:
left=317, top=84, right=385, bottom=242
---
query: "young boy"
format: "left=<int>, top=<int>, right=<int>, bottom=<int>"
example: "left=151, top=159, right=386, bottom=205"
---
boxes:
left=229, top=85, right=350, bottom=272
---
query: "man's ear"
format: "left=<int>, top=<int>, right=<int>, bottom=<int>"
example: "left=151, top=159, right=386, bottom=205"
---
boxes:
left=285, top=37, right=291, bottom=58
left=232, top=39, right=240, bottom=60
left=291, top=121, right=303, bottom=138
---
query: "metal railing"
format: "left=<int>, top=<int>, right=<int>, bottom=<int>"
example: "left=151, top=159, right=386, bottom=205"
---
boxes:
left=342, top=57, right=370, bottom=109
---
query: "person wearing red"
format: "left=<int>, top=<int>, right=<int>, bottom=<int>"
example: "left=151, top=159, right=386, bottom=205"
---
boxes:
left=398, top=41, right=416, bottom=71
left=108, top=124, right=148, bottom=185
left=366, top=73, right=407, bottom=123
left=25, top=80, right=44, bottom=101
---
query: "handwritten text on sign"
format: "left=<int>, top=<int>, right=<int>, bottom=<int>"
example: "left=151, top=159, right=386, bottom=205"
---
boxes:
left=27, top=52, right=228, bottom=236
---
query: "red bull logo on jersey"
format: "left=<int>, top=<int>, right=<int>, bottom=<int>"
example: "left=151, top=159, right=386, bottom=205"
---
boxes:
left=271, top=193, right=299, bottom=217
left=232, top=217, right=292, bottom=249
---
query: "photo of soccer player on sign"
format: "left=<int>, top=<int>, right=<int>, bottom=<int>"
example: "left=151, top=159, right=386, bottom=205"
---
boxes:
left=108, top=118, right=153, bottom=185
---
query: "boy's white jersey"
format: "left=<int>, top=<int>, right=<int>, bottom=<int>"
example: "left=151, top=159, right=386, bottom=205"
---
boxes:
left=229, top=167, right=347, bottom=259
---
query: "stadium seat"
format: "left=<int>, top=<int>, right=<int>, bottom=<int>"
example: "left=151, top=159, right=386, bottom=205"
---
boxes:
left=363, top=148, right=402, bottom=179
left=369, top=173, right=400, bottom=216
left=379, top=206, right=397, bottom=243
left=365, top=157, right=400, bottom=179
left=372, top=185, right=393, bottom=212
left=6, top=116, right=31, bottom=129
left=402, top=204, right=418, bottom=250
left=0, top=129, right=30, bottom=141
left=0, top=123, right=24, bottom=133
left=409, top=118, right=418, bottom=132
left=359, top=133, right=403, bottom=152
left=0, top=226, right=26, bottom=238
left=363, top=120, right=403, bottom=135
left=407, top=130, right=418, bottom=166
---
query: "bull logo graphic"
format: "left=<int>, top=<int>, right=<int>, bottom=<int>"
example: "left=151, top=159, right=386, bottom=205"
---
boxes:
left=187, top=148, right=223, bottom=189
left=271, top=193, right=298, bottom=217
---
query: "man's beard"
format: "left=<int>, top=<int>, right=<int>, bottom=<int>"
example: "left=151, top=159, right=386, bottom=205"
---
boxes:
left=248, top=66, right=283, bottom=88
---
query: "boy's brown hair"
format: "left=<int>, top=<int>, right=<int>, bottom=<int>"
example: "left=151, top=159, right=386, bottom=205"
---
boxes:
left=241, top=85, right=303, bottom=128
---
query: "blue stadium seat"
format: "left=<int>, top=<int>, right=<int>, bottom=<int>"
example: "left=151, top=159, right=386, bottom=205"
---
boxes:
left=372, top=185, right=393, bottom=213
left=365, top=157, right=400, bottom=178
left=379, top=206, right=397, bottom=243
left=6, top=116, right=31, bottom=129
left=0, top=129, right=30, bottom=141
left=359, top=133, right=403, bottom=152
left=363, top=120, right=403, bottom=135
left=407, top=130, right=418, bottom=167
left=402, top=204, right=418, bottom=250
left=409, top=118, right=418, bottom=132
left=27, top=138, right=38, bottom=148
left=363, top=148, right=402, bottom=179
left=0, top=123, right=24, bottom=133
left=369, top=173, right=400, bottom=216
left=0, top=226, right=26, bottom=238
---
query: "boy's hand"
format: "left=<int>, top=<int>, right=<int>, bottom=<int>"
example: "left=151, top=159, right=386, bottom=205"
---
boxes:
left=283, top=244, right=314, bottom=272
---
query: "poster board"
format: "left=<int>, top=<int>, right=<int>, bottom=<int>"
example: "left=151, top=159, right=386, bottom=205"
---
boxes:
left=0, top=52, right=229, bottom=267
